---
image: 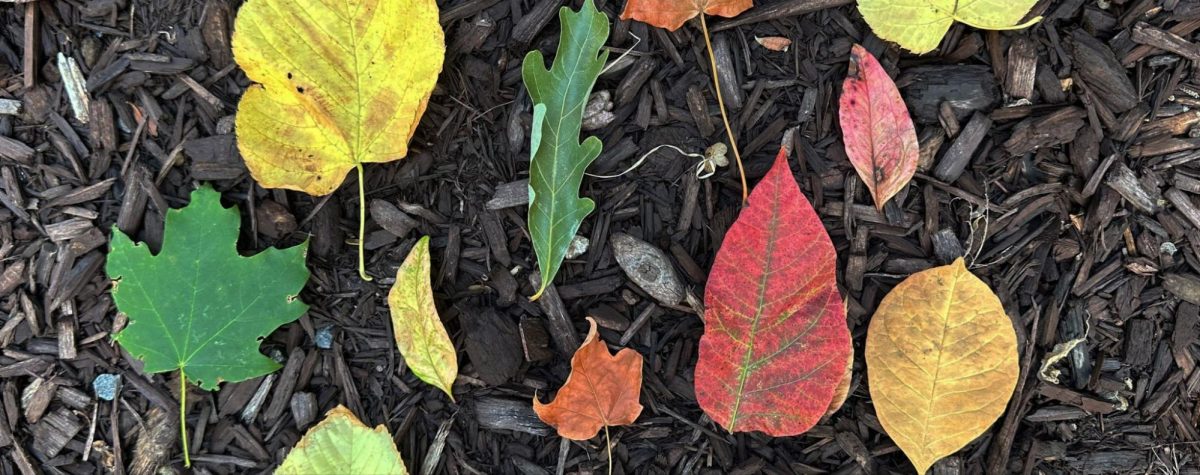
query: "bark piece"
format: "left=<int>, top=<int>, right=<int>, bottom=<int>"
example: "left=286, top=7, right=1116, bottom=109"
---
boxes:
left=611, top=233, right=685, bottom=305
left=1071, top=32, right=1138, bottom=113
left=1004, top=107, right=1086, bottom=155
left=474, top=397, right=551, bottom=436
left=933, top=112, right=991, bottom=182
left=1105, top=164, right=1160, bottom=214
left=898, top=65, right=998, bottom=124
left=370, top=199, right=418, bottom=238
left=461, top=307, right=523, bottom=386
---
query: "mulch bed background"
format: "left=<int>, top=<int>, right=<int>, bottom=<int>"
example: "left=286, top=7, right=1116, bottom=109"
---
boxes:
left=1, top=0, right=1199, bottom=473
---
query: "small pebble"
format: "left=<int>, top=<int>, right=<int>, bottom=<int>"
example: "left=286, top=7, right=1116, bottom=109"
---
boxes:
left=0, top=99, right=21, bottom=116
left=581, top=90, right=614, bottom=131
left=315, top=325, right=334, bottom=349
left=565, top=235, right=590, bottom=259
left=93, top=374, right=121, bottom=401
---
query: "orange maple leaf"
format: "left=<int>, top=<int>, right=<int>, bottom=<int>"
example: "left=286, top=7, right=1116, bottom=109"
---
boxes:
left=533, top=317, right=644, bottom=440
left=620, top=0, right=753, bottom=31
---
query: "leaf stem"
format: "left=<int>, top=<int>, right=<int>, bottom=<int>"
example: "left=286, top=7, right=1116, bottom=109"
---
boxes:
left=180, top=373, right=191, bottom=467
left=356, top=163, right=372, bottom=281
left=700, top=14, right=748, bottom=204
left=604, top=425, right=612, bottom=475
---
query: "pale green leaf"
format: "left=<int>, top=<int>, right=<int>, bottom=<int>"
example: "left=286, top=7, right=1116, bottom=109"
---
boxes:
left=277, top=405, right=409, bottom=475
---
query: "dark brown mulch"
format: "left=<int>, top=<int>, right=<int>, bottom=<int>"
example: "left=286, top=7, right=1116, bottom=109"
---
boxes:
left=0, top=0, right=1199, bottom=473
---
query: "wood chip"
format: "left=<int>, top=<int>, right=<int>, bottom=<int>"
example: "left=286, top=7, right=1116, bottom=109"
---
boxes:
left=56, top=53, right=90, bottom=123
left=0, top=135, right=33, bottom=164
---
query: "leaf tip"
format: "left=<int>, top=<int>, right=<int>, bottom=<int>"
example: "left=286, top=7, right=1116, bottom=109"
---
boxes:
left=951, top=256, right=969, bottom=271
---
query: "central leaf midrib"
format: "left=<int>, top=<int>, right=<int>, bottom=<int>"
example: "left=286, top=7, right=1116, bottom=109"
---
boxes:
left=346, top=0, right=365, bottom=164
left=921, top=267, right=961, bottom=450
left=727, top=177, right=783, bottom=429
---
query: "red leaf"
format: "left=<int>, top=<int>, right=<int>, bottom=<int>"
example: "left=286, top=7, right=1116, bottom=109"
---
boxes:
left=620, top=0, right=753, bottom=31
left=695, top=139, right=852, bottom=436
left=839, top=44, right=919, bottom=209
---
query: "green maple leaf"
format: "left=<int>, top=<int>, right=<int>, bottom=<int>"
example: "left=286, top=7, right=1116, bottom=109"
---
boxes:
left=522, top=0, right=609, bottom=300
left=107, top=185, right=309, bottom=390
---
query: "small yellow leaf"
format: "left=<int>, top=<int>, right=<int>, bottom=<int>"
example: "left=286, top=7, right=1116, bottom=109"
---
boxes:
left=865, top=258, right=1019, bottom=474
left=277, top=405, right=408, bottom=474
left=857, top=0, right=1040, bottom=54
left=231, top=0, right=444, bottom=195
left=388, top=236, right=458, bottom=399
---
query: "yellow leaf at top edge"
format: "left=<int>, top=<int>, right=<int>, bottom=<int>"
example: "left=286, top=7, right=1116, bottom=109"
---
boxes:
left=857, top=0, right=1040, bottom=54
left=232, top=0, right=445, bottom=195
left=388, top=236, right=458, bottom=399
left=865, top=258, right=1019, bottom=474
left=277, top=405, right=409, bottom=474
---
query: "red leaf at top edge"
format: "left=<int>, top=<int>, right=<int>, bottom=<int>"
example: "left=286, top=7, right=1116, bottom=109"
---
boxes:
left=839, top=44, right=919, bottom=210
left=694, top=140, right=852, bottom=436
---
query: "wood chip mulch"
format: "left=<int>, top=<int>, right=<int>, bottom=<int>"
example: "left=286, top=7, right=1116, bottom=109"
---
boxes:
left=0, top=0, right=1198, bottom=473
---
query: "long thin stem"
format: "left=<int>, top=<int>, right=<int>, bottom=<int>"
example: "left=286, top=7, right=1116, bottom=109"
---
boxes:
left=356, top=163, right=372, bottom=281
left=699, top=15, right=748, bottom=204
left=604, top=425, right=613, bottom=475
left=180, top=373, right=191, bottom=467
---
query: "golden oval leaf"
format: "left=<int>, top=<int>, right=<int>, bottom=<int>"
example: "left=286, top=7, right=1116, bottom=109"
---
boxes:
left=865, top=258, right=1019, bottom=474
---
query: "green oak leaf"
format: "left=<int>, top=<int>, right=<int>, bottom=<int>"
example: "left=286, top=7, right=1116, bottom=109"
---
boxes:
left=277, top=405, right=409, bottom=475
left=522, top=0, right=609, bottom=300
left=107, top=185, right=309, bottom=390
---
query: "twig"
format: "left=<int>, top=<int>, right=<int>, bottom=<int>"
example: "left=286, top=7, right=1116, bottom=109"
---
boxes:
left=700, top=15, right=748, bottom=203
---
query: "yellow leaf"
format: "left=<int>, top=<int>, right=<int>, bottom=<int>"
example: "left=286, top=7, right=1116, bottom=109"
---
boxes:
left=388, top=236, right=457, bottom=399
left=865, top=258, right=1019, bottom=474
left=277, top=405, right=409, bottom=474
left=857, top=0, right=1041, bottom=54
left=231, top=0, right=444, bottom=195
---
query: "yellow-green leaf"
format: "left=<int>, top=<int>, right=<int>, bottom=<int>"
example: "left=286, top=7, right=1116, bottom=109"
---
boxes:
left=865, top=258, right=1019, bottom=474
left=857, top=0, right=1040, bottom=54
left=387, top=236, right=457, bottom=399
left=231, top=0, right=444, bottom=195
left=277, top=405, right=408, bottom=475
